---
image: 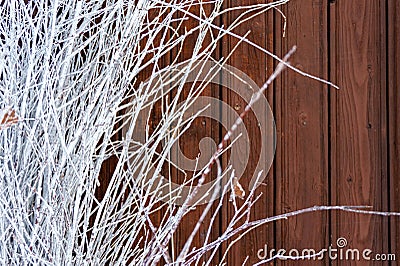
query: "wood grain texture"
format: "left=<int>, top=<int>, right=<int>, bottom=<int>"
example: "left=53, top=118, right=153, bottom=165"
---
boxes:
left=274, top=0, right=329, bottom=265
left=170, top=4, right=221, bottom=264
left=388, top=0, right=400, bottom=262
left=94, top=1, right=400, bottom=264
left=220, top=0, right=275, bottom=264
left=329, top=1, right=389, bottom=265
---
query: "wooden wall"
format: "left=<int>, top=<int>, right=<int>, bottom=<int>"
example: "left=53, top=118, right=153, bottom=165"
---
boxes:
left=99, top=0, right=400, bottom=264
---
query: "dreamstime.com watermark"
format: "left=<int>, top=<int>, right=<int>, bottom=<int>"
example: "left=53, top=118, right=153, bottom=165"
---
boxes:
left=257, top=237, right=396, bottom=261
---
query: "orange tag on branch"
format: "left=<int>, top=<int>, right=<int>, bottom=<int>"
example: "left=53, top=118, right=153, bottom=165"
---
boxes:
left=230, top=176, right=245, bottom=201
left=0, top=107, right=19, bottom=130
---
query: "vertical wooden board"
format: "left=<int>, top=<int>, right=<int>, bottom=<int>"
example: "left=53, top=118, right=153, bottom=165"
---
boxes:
left=169, top=5, right=221, bottom=264
left=274, top=0, right=329, bottom=264
left=120, top=9, right=172, bottom=264
left=220, top=0, right=275, bottom=264
left=329, top=0, right=388, bottom=264
left=388, top=0, right=400, bottom=260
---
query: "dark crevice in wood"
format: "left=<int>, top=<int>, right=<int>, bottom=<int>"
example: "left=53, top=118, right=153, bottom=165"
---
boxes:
left=327, top=0, right=333, bottom=264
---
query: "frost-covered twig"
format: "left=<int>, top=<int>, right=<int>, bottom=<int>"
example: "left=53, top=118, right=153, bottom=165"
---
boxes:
left=0, top=0, right=293, bottom=264
left=0, top=0, right=395, bottom=265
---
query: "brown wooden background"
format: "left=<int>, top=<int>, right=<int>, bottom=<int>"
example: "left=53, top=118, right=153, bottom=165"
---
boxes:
left=99, top=0, right=400, bottom=264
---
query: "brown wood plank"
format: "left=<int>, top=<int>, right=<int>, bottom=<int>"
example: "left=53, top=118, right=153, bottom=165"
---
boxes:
left=274, top=0, right=329, bottom=264
left=388, top=0, right=400, bottom=261
left=220, top=0, right=275, bottom=264
left=329, top=0, right=389, bottom=264
left=170, top=5, right=221, bottom=264
left=119, top=6, right=175, bottom=264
